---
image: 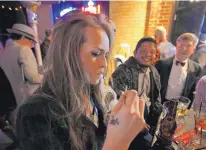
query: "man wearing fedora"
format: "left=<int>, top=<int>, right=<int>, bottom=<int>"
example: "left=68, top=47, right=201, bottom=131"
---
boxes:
left=0, top=24, right=42, bottom=126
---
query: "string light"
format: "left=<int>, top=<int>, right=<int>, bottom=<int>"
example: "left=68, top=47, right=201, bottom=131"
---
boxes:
left=0, top=5, right=23, bottom=11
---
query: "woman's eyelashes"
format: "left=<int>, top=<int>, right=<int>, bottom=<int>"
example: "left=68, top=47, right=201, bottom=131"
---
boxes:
left=91, top=52, right=100, bottom=57
left=91, top=50, right=109, bottom=59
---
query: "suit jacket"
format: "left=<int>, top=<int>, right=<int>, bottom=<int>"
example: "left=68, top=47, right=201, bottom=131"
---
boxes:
left=155, top=56, right=202, bottom=107
left=0, top=41, right=42, bottom=107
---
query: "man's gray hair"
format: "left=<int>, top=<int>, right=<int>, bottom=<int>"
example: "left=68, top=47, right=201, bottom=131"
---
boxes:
left=177, top=33, right=199, bottom=47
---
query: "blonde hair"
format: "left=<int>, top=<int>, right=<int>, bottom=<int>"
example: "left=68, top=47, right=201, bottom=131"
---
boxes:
left=155, top=26, right=167, bottom=35
left=39, top=11, right=115, bottom=150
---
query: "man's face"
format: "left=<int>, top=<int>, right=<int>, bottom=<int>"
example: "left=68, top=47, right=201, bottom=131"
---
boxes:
left=176, top=39, right=195, bottom=61
left=21, top=36, right=34, bottom=48
left=134, top=42, right=157, bottom=66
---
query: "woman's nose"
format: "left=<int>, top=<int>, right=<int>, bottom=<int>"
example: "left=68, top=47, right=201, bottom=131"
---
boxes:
left=100, top=56, right=107, bottom=68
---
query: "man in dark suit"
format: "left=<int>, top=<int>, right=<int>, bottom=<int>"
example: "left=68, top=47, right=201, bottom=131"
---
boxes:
left=155, top=33, right=202, bottom=107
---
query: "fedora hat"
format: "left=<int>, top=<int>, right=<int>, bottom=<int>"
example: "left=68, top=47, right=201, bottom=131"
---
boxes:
left=7, top=24, right=37, bottom=43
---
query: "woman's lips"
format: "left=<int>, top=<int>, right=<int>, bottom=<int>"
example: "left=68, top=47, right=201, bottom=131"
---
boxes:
left=97, top=73, right=103, bottom=78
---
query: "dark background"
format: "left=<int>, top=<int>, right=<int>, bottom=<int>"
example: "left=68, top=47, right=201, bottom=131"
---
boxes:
left=0, top=1, right=109, bottom=46
left=0, top=1, right=27, bottom=45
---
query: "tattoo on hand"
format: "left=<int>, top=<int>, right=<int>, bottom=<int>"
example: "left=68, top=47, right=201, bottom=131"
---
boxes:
left=109, top=115, right=119, bottom=125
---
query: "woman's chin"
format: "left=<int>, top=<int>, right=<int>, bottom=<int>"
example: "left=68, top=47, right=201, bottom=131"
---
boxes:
left=90, top=79, right=101, bottom=85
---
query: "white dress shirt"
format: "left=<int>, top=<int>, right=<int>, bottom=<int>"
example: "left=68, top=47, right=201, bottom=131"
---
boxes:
left=166, top=57, right=188, bottom=100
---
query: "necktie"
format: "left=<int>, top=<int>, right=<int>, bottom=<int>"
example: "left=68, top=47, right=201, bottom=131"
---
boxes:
left=176, top=60, right=185, bottom=67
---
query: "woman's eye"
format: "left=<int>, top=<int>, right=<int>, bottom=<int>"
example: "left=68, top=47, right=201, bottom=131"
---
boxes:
left=92, top=52, right=100, bottom=57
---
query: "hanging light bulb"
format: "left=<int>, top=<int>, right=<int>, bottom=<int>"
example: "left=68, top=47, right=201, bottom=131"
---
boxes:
left=1, top=5, right=5, bottom=9
left=15, top=8, right=18, bottom=11
left=19, top=6, right=22, bottom=9
left=9, top=7, right=12, bottom=11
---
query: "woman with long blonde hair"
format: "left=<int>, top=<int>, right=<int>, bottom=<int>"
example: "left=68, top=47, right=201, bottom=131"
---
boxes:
left=16, top=11, right=146, bottom=150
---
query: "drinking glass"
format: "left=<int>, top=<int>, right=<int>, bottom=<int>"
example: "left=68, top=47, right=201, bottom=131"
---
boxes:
left=173, top=96, right=191, bottom=117
left=194, top=111, right=206, bottom=138
left=160, top=100, right=178, bottom=139
left=163, top=100, right=178, bottom=118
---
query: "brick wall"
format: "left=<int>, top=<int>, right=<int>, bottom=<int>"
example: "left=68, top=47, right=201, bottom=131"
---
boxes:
left=105, top=1, right=175, bottom=84
left=146, top=1, right=176, bottom=38
left=106, top=1, right=148, bottom=84
left=109, top=1, right=148, bottom=55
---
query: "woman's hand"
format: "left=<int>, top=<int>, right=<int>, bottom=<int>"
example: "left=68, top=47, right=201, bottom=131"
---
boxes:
left=103, top=90, right=146, bottom=150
